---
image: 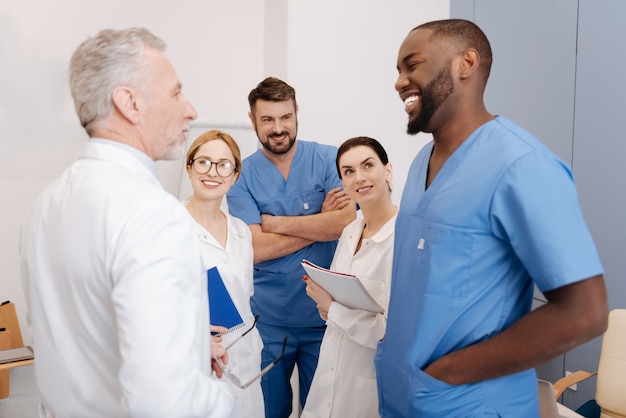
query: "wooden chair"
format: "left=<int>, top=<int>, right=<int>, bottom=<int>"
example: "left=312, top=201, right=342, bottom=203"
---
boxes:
left=553, top=309, right=626, bottom=418
left=0, top=301, right=34, bottom=399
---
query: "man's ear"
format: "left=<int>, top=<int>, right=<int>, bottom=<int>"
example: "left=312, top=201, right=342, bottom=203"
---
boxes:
left=248, top=111, right=256, bottom=130
left=458, top=48, right=481, bottom=80
left=112, top=86, right=141, bottom=124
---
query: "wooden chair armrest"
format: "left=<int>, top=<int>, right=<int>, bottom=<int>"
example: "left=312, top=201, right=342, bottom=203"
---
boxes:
left=0, top=358, right=34, bottom=372
left=553, top=370, right=597, bottom=399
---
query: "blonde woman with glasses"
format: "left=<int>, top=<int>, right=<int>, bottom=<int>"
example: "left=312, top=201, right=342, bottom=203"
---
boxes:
left=185, top=130, right=264, bottom=417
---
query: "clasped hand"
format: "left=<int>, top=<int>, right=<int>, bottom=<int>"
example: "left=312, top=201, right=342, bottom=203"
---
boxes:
left=321, top=187, right=352, bottom=212
left=210, top=325, right=229, bottom=378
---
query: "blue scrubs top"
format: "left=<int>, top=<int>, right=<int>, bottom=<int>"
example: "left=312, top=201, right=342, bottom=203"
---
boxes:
left=376, top=117, right=603, bottom=417
left=227, top=140, right=342, bottom=328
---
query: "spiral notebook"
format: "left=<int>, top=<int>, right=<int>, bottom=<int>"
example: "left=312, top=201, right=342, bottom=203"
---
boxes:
left=301, top=259, right=384, bottom=314
left=207, top=267, right=245, bottom=335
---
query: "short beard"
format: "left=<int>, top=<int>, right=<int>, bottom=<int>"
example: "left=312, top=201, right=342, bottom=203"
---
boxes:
left=260, top=133, right=296, bottom=155
left=407, top=63, right=454, bottom=135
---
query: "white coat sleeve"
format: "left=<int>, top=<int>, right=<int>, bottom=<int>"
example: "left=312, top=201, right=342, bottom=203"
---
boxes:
left=325, top=302, right=386, bottom=349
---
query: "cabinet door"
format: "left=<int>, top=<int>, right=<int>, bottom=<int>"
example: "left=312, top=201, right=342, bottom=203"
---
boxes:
left=451, top=0, right=578, bottom=165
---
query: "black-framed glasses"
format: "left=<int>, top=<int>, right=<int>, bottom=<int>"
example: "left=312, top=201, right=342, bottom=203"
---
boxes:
left=217, top=317, right=287, bottom=389
left=223, top=314, right=259, bottom=350
left=190, top=157, right=235, bottom=177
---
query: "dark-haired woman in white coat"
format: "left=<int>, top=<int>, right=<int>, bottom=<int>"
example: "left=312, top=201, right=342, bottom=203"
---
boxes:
left=302, top=136, right=397, bottom=418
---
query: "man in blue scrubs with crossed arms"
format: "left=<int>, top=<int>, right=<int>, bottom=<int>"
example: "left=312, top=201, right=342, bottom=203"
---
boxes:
left=227, top=77, right=356, bottom=418
left=375, top=19, right=609, bottom=417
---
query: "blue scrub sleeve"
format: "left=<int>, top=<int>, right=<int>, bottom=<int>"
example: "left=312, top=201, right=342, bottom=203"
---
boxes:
left=490, top=151, right=603, bottom=292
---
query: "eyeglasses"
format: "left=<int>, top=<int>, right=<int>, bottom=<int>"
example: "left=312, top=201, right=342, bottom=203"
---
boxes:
left=222, top=335, right=286, bottom=389
left=224, top=314, right=259, bottom=350
left=216, top=316, right=287, bottom=389
left=190, top=157, right=235, bottom=177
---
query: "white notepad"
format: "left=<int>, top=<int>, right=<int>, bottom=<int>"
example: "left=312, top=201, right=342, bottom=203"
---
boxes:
left=0, top=346, right=34, bottom=364
left=301, top=259, right=384, bottom=314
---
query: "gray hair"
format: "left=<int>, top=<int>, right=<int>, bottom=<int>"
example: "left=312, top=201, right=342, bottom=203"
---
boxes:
left=69, top=27, right=166, bottom=134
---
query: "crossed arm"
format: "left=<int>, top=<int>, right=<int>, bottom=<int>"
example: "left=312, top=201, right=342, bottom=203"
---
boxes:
left=250, top=187, right=356, bottom=264
left=422, top=274, right=608, bottom=385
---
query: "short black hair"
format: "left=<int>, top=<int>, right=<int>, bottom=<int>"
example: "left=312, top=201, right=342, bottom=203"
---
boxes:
left=414, top=19, right=493, bottom=83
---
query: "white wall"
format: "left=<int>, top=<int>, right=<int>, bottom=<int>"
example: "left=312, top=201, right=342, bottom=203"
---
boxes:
left=0, top=0, right=448, bottom=345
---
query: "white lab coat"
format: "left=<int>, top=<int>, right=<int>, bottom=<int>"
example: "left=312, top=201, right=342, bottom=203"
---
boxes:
left=191, top=212, right=265, bottom=418
left=20, top=139, right=237, bottom=417
left=301, top=215, right=396, bottom=418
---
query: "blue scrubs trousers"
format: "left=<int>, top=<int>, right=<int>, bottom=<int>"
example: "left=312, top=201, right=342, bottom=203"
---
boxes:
left=257, top=322, right=326, bottom=418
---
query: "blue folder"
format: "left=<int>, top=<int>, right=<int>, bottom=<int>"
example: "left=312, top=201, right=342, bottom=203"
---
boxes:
left=207, top=267, right=245, bottom=334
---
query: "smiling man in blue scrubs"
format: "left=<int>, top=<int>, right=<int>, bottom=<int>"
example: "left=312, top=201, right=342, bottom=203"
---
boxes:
left=375, top=19, right=608, bottom=417
left=227, top=77, right=356, bottom=418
